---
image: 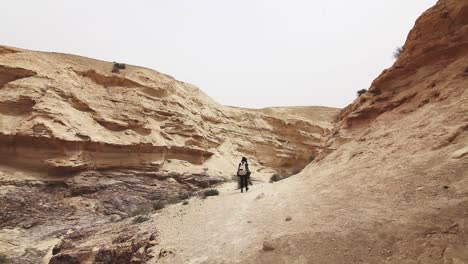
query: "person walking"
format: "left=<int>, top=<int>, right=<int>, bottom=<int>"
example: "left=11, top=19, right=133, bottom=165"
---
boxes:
left=237, top=157, right=251, bottom=193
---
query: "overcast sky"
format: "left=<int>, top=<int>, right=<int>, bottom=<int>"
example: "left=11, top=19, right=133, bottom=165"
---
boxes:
left=2, top=0, right=436, bottom=108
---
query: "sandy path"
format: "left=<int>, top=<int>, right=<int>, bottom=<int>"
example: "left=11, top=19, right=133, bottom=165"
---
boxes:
left=152, top=181, right=294, bottom=263
left=150, top=170, right=367, bottom=264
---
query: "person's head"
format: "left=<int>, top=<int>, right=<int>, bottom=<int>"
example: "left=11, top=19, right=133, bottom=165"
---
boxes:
left=241, top=157, right=247, bottom=163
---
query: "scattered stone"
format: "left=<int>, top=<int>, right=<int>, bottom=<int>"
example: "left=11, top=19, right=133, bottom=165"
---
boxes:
left=159, top=248, right=174, bottom=258
left=146, top=240, right=159, bottom=248
left=255, top=193, right=265, bottom=200
left=130, top=256, right=143, bottom=264
left=443, top=185, right=449, bottom=189
left=109, top=214, right=121, bottom=223
left=52, top=242, right=62, bottom=255
left=262, top=241, right=275, bottom=252
left=285, top=216, right=292, bottom=221
left=443, top=222, right=459, bottom=234
left=451, top=146, right=468, bottom=159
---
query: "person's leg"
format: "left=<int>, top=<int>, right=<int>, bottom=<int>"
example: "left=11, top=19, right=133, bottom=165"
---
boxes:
left=240, top=176, right=244, bottom=192
left=240, top=176, right=246, bottom=192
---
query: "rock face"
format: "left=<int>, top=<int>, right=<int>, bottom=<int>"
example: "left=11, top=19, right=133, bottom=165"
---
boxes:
left=0, top=39, right=338, bottom=262
left=0, top=49, right=337, bottom=177
left=337, top=0, right=467, bottom=130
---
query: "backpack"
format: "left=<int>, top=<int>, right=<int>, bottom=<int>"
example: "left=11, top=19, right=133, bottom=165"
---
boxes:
left=237, top=162, right=248, bottom=176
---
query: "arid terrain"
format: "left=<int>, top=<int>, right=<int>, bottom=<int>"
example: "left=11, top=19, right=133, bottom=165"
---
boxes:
left=1, top=0, right=467, bottom=263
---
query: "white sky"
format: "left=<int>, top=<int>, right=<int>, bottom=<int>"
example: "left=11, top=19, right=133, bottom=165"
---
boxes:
left=2, top=0, right=436, bottom=108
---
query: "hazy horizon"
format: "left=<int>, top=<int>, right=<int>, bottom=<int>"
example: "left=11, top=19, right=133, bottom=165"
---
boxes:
left=1, top=0, right=436, bottom=108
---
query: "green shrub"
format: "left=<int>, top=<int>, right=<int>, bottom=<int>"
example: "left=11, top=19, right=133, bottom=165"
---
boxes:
left=113, top=62, right=126, bottom=69
left=132, top=215, right=150, bottom=224
left=203, top=189, right=219, bottom=197
left=357, top=89, right=367, bottom=97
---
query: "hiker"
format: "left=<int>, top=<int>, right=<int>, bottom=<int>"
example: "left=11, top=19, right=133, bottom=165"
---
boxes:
left=237, top=157, right=251, bottom=193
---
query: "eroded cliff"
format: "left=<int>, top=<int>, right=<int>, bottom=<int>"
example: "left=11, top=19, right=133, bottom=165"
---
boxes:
left=0, top=44, right=338, bottom=263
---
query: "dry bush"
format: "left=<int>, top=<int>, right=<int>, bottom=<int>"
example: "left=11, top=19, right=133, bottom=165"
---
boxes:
left=357, top=89, right=367, bottom=97
left=111, top=62, right=126, bottom=73
left=393, top=46, right=403, bottom=59
left=203, top=189, right=219, bottom=197
left=152, top=201, right=165, bottom=211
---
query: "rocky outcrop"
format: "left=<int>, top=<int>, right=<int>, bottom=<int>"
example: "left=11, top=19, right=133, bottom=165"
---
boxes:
left=0, top=47, right=338, bottom=177
left=0, top=44, right=338, bottom=263
left=337, top=0, right=467, bottom=130
left=0, top=134, right=213, bottom=173
left=0, top=65, right=36, bottom=87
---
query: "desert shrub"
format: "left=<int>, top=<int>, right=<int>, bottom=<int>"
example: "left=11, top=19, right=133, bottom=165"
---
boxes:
left=152, top=201, right=165, bottom=211
left=203, top=189, right=219, bottom=197
left=111, top=62, right=126, bottom=73
left=132, top=215, right=150, bottom=224
left=270, top=173, right=294, bottom=183
left=182, top=200, right=189, bottom=205
left=0, top=254, right=8, bottom=264
left=167, top=196, right=182, bottom=204
left=357, top=89, right=367, bottom=97
left=309, top=156, right=315, bottom=162
left=113, top=62, right=126, bottom=69
left=393, top=46, right=403, bottom=59
left=270, top=174, right=283, bottom=183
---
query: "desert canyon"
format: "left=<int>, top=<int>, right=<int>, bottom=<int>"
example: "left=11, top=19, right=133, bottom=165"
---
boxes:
left=0, top=0, right=467, bottom=263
